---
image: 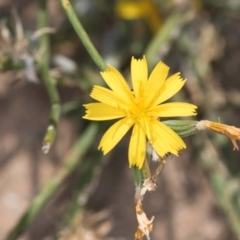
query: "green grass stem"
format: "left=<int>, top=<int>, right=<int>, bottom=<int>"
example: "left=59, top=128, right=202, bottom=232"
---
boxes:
left=5, top=123, right=98, bottom=240
left=38, top=0, right=61, bottom=153
left=59, top=0, right=107, bottom=71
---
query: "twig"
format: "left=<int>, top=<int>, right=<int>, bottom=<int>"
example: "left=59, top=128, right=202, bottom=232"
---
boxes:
left=151, top=157, right=167, bottom=182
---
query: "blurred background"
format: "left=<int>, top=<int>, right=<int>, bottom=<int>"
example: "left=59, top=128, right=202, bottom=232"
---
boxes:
left=1, top=0, right=240, bottom=239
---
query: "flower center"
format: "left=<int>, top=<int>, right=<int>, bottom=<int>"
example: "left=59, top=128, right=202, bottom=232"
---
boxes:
left=129, top=100, right=148, bottom=121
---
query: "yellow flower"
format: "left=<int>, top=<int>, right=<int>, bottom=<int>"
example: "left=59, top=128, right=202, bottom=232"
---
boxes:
left=197, top=120, right=240, bottom=150
left=83, top=56, right=197, bottom=168
left=115, top=0, right=162, bottom=33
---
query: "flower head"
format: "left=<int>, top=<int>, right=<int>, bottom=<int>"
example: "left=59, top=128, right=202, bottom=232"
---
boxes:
left=115, top=0, right=162, bottom=33
left=197, top=120, right=240, bottom=150
left=83, top=56, right=197, bottom=168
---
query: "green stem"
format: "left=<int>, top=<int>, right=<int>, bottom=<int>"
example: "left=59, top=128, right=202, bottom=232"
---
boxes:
left=60, top=151, right=102, bottom=228
left=38, top=0, right=61, bottom=153
left=145, top=11, right=189, bottom=68
left=5, top=123, right=98, bottom=240
left=59, top=0, right=107, bottom=71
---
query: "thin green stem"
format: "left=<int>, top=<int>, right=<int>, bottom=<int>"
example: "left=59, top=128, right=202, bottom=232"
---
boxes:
left=59, top=0, right=107, bottom=71
left=5, top=123, right=98, bottom=240
left=38, top=0, right=61, bottom=153
left=145, top=11, right=189, bottom=68
left=60, top=151, right=102, bottom=229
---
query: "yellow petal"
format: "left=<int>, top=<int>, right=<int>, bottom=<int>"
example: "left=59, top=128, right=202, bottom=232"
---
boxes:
left=99, top=117, right=134, bottom=154
left=146, top=119, right=186, bottom=157
left=153, top=73, right=186, bottom=105
left=147, top=102, right=197, bottom=117
left=144, top=61, right=169, bottom=107
left=100, top=65, right=133, bottom=101
left=131, top=56, right=148, bottom=100
left=83, top=103, right=126, bottom=120
left=90, top=85, right=129, bottom=110
left=128, top=122, right=146, bottom=168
